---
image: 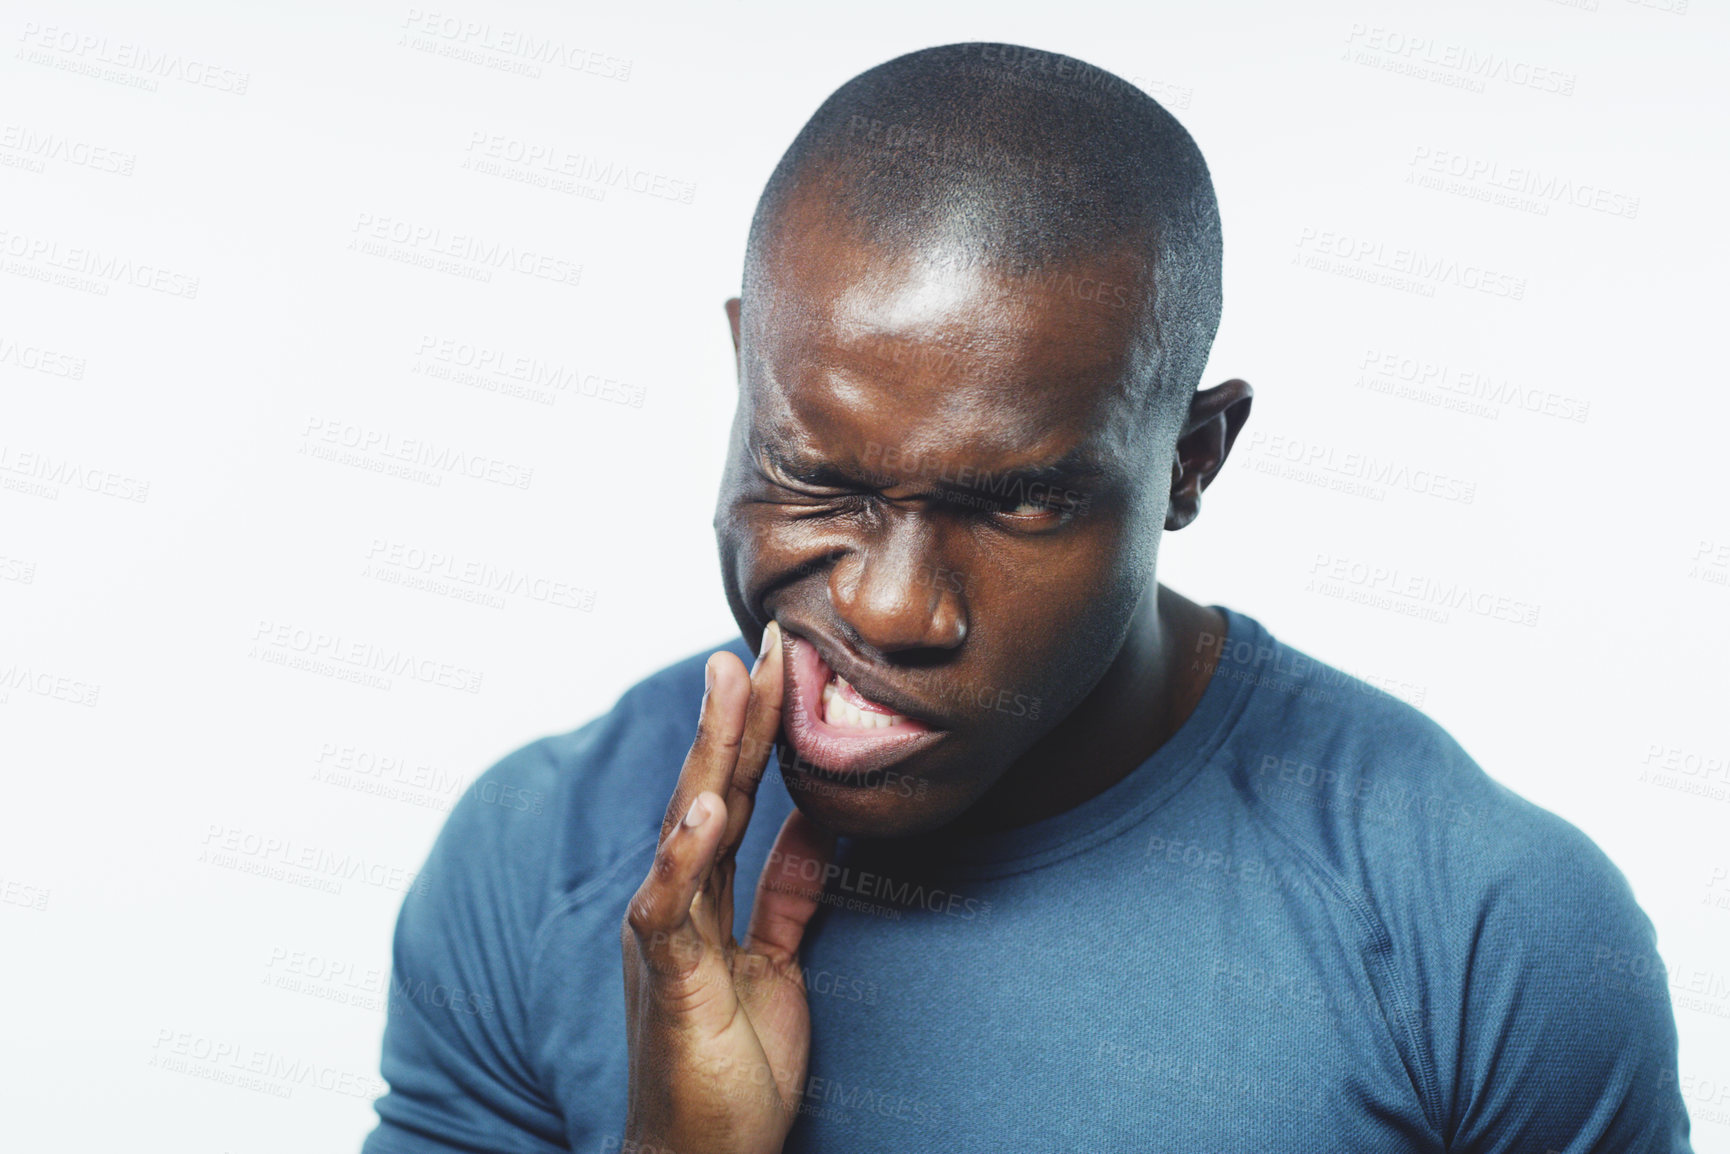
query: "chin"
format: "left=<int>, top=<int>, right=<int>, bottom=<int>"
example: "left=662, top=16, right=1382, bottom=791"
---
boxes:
left=773, top=759, right=969, bottom=840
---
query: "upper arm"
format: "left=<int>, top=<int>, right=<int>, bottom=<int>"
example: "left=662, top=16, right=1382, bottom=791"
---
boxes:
left=362, top=742, right=569, bottom=1154
left=1443, top=820, right=1693, bottom=1152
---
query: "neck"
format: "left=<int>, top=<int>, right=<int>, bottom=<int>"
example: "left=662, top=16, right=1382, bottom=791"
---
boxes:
left=947, top=582, right=1224, bottom=835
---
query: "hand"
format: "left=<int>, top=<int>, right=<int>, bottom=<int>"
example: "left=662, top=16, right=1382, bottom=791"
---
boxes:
left=620, top=622, right=837, bottom=1154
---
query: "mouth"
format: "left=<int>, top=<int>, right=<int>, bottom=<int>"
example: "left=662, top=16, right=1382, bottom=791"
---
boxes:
left=780, top=628, right=946, bottom=778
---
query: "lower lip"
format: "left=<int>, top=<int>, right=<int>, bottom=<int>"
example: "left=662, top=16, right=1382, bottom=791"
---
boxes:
left=782, top=632, right=944, bottom=777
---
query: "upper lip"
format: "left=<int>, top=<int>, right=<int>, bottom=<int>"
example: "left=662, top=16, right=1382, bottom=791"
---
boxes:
left=778, top=619, right=952, bottom=728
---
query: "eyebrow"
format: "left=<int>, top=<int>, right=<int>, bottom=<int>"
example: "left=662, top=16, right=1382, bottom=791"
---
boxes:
left=762, top=441, right=1105, bottom=497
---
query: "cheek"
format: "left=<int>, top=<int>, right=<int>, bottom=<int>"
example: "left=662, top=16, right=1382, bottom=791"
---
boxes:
left=722, top=507, right=851, bottom=602
left=716, top=501, right=779, bottom=607
left=977, top=515, right=1133, bottom=621
left=968, top=522, right=1142, bottom=693
left=719, top=504, right=771, bottom=564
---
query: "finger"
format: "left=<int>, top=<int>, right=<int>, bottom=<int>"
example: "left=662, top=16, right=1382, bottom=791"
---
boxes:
left=712, top=853, right=738, bottom=952
left=744, top=808, right=837, bottom=966
left=718, top=620, right=785, bottom=862
left=627, top=790, right=729, bottom=977
left=716, top=621, right=785, bottom=942
left=659, top=651, right=751, bottom=845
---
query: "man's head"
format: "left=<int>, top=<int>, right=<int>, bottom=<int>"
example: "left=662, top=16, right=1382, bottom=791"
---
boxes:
left=714, top=43, right=1251, bottom=838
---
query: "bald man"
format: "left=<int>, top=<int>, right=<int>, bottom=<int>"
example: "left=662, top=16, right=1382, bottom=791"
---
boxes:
left=363, top=43, right=1692, bottom=1154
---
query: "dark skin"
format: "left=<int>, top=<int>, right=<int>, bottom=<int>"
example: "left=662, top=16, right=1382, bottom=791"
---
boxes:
left=620, top=197, right=1252, bottom=1152
left=716, top=200, right=1253, bottom=839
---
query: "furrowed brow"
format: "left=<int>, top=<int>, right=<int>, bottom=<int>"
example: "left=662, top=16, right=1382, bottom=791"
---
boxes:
left=763, top=439, right=1104, bottom=496
left=924, top=451, right=1105, bottom=499
left=758, top=441, right=861, bottom=487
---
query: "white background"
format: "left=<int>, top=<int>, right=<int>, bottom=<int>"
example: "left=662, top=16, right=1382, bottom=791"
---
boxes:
left=2, top=0, right=1726, bottom=1149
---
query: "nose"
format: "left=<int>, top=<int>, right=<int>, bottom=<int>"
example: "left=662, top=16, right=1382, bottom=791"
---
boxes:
left=828, top=517, right=967, bottom=657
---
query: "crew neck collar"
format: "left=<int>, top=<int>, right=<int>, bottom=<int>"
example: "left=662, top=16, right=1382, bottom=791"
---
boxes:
left=847, top=605, right=1267, bottom=880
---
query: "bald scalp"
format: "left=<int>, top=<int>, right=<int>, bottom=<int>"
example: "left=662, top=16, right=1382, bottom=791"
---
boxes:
left=742, top=42, right=1224, bottom=433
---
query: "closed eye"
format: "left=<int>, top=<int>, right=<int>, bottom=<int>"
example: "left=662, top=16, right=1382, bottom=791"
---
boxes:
left=768, top=480, right=876, bottom=518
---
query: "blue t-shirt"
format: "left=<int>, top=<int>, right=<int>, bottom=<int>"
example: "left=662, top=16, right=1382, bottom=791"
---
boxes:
left=361, top=606, right=1693, bottom=1152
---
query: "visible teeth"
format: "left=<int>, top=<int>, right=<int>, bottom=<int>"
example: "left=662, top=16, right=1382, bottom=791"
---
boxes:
left=821, top=673, right=905, bottom=729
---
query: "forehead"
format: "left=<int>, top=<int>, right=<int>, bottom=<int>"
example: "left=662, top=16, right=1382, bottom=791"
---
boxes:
left=746, top=216, right=1157, bottom=474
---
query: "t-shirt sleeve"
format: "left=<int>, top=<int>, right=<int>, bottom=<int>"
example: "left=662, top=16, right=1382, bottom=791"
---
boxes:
left=1444, top=813, right=1694, bottom=1152
left=361, top=740, right=569, bottom=1154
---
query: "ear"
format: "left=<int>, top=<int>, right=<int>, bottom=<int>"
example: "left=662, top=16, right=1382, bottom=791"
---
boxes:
left=724, top=297, right=743, bottom=384
left=1166, top=378, right=1253, bottom=531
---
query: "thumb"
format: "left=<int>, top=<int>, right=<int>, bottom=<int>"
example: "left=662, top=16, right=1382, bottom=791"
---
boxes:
left=743, top=808, right=836, bottom=965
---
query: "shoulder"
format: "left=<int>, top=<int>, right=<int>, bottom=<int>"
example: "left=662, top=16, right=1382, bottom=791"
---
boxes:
left=451, top=635, right=753, bottom=910
left=1216, top=610, right=1688, bottom=1148
left=1215, top=610, right=1601, bottom=901
left=367, top=637, right=754, bottom=1149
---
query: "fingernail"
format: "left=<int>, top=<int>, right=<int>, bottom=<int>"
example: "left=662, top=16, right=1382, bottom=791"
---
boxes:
left=704, top=659, right=715, bottom=693
left=684, top=795, right=709, bottom=828
left=753, top=621, right=779, bottom=672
